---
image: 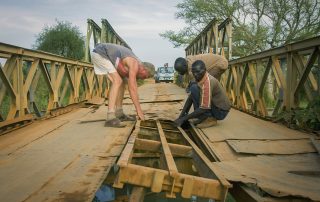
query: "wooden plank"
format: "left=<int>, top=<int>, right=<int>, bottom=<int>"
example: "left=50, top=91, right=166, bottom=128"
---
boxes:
left=114, top=164, right=223, bottom=200
left=226, top=139, right=316, bottom=155
left=177, top=127, right=231, bottom=189
left=0, top=107, right=134, bottom=202
left=212, top=154, right=320, bottom=201
left=156, top=120, right=178, bottom=198
left=140, top=126, right=180, bottom=133
left=188, top=124, right=220, bottom=162
left=156, top=120, right=178, bottom=174
left=211, top=141, right=252, bottom=161
left=134, top=138, right=193, bottom=157
left=117, top=120, right=140, bottom=168
left=201, top=109, right=309, bottom=142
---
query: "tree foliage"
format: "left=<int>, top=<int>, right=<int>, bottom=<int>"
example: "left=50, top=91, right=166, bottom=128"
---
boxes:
left=34, top=20, right=85, bottom=60
left=160, top=0, right=320, bottom=57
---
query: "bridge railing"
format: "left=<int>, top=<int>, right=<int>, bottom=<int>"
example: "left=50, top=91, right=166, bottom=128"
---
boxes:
left=185, top=18, right=232, bottom=60
left=85, top=19, right=130, bottom=62
left=0, top=42, right=108, bottom=125
left=220, top=36, right=320, bottom=119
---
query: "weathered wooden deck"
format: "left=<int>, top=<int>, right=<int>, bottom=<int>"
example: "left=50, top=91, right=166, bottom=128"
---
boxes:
left=199, top=110, right=320, bottom=201
left=0, top=81, right=319, bottom=201
left=0, top=81, right=185, bottom=201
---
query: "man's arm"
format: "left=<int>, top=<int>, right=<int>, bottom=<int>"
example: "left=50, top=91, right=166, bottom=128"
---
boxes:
left=174, top=108, right=209, bottom=127
left=124, top=57, right=144, bottom=120
left=178, top=95, right=192, bottom=118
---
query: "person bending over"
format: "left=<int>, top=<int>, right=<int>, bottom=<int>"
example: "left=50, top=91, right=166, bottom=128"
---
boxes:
left=174, top=53, right=228, bottom=87
left=91, top=43, right=148, bottom=128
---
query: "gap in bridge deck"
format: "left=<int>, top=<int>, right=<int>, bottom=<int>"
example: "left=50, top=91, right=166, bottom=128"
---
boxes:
left=93, top=119, right=228, bottom=202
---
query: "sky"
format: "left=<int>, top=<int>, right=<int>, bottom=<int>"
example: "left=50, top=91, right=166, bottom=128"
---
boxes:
left=0, top=0, right=186, bottom=67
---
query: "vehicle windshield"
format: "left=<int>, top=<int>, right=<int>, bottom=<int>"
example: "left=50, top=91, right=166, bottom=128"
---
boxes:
left=158, top=67, right=174, bottom=74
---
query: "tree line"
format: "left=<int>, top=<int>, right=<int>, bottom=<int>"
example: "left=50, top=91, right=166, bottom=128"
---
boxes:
left=160, top=0, right=320, bottom=57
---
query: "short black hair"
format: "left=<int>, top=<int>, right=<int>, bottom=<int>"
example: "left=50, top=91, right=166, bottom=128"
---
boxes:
left=174, top=57, right=188, bottom=75
left=191, top=60, right=206, bottom=72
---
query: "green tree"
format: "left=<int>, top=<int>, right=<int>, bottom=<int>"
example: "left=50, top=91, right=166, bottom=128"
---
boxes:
left=33, top=20, right=85, bottom=60
left=160, top=0, right=320, bottom=57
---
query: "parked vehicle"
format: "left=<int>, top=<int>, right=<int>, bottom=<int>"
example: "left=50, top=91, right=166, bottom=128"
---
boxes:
left=155, top=66, right=174, bottom=83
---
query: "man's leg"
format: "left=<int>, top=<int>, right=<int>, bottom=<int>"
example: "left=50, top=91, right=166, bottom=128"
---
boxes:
left=211, top=106, right=229, bottom=120
left=189, top=83, right=211, bottom=124
left=115, top=80, right=136, bottom=121
left=107, top=72, right=122, bottom=112
left=115, top=78, right=125, bottom=109
left=105, top=72, right=126, bottom=127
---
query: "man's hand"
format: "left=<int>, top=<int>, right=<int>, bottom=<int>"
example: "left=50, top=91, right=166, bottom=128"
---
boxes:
left=174, top=117, right=186, bottom=127
left=137, top=111, right=145, bottom=121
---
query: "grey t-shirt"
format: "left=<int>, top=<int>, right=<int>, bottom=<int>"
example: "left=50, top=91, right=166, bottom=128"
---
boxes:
left=93, top=43, right=139, bottom=66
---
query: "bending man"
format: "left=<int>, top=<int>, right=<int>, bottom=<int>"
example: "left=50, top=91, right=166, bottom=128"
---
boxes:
left=174, top=60, right=230, bottom=128
left=91, top=43, right=148, bottom=128
left=175, top=53, right=228, bottom=86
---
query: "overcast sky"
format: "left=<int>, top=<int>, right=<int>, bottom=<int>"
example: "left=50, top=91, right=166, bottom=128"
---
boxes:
left=0, top=0, right=186, bottom=67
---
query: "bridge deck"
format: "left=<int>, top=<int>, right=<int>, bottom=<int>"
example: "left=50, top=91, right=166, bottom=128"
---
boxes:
left=0, top=81, right=319, bottom=201
left=0, top=81, right=185, bottom=202
left=200, top=109, right=320, bottom=201
left=0, top=107, right=135, bottom=201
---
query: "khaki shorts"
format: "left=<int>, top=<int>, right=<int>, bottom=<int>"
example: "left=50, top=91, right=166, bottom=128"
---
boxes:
left=91, top=52, right=117, bottom=75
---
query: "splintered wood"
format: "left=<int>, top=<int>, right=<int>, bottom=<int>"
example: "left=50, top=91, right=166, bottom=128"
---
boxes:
left=113, top=120, right=231, bottom=201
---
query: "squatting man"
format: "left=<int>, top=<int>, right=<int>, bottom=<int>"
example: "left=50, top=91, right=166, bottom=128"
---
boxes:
left=174, top=54, right=231, bottom=128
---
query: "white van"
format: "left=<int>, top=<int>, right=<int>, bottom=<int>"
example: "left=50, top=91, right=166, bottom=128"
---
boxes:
left=155, top=66, right=174, bottom=83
